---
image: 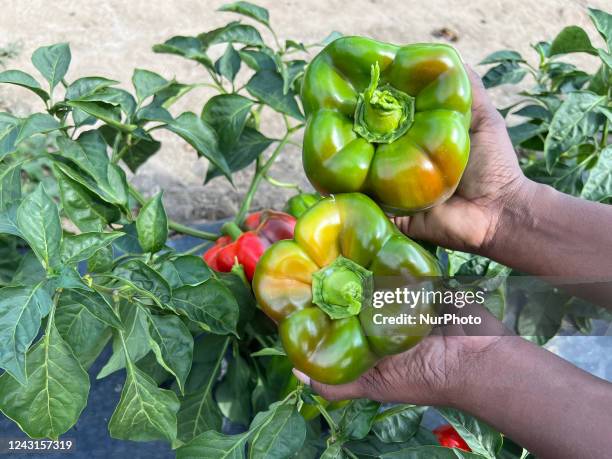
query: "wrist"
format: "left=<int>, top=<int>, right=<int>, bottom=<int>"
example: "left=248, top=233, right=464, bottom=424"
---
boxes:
left=441, top=335, right=508, bottom=409
left=479, top=177, right=543, bottom=260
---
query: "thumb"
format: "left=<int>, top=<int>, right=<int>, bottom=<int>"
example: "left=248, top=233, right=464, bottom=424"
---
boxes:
left=292, top=369, right=366, bottom=401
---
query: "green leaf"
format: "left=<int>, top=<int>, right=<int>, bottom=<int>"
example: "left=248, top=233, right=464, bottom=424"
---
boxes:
left=589, top=8, right=612, bottom=48
left=0, top=203, right=21, bottom=237
left=113, top=222, right=143, bottom=253
left=177, top=335, right=229, bottom=442
left=215, top=44, right=241, bottom=82
left=218, top=1, right=270, bottom=26
left=247, top=69, right=304, bottom=120
left=16, top=185, right=62, bottom=271
left=285, top=40, right=307, bottom=52
left=0, top=69, right=49, bottom=101
left=136, top=191, right=168, bottom=253
left=109, top=362, right=179, bottom=442
left=201, top=93, right=254, bottom=152
left=372, top=405, right=426, bottom=443
left=337, top=399, right=381, bottom=440
left=98, top=304, right=151, bottom=378
left=216, top=351, right=252, bottom=424
left=66, top=100, right=136, bottom=132
left=60, top=288, right=122, bottom=329
left=61, top=231, right=123, bottom=264
left=0, top=160, right=23, bottom=210
left=283, top=59, right=307, bottom=94
left=31, top=43, right=71, bottom=92
left=159, top=255, right=213, bottom=289
left=517, top=289, right=568, bottom=345
left=11, top=251, right=45, bottom=285
left=239, top=49, right=277, bottom=71
left=177, top=430, right=248, bottom=459
left=0, top=284, right=52, bottom=384
left=164, top=112, right=231, bottom=180
left=153, top=36, right=213, bottom=69
left=73, top=87, right=137, bottom=117
left=206, top=126, right=273, bottom=182
left=172, top=280, right=240, bottom=335
left=125, top=135, right=162, bottom=171
left=199, top=21, right=264, bottom=49
left=544, top=91, right=605, bottom=171
left=0, top=322, right=89, bottom=440
left=550, top=26, right=597, bottom=56
left=481, top=62, right=527, bottom=88
left=65, top=76, right=119, bottom=100
left=113, top=258, right=172, bottom=304
left=56, top=130, right=129, bottom=206
left=321, top=31, right=343, bottom=45
left=507, top=122, right=547, bottom=147
left=581, top=145, right=612, bottom=202
left=513, top=104, right=550, bottom=121
left=479, top=50, right=524, bottom=65
left=251, top=346, right=286, bottom=357
left=54, top=165, right=120, bottom=231
left=55, top=299, right=112, bottom=369
left=379, top=445, right=487, bottom=458
left=87, top=245, right=114, bottom=273
left=437, top=408, right=502, bottom=458
left=0, top=114, right=20, bottom=160
left=249, top=403, right=307, bottom=459
left=15, top=113, right=61, bottom=144
left=146, top=313, right=194, bottom=394
left=598, top=48, right=612, bottom=69
left=132, top=68, right=170, bottom=102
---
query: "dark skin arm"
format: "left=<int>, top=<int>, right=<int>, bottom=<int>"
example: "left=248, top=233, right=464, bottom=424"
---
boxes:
left=294, top=69, right=612, bottom=459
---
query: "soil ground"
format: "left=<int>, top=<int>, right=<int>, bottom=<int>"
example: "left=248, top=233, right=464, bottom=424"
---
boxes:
left=0, top=0, right=607, bottom=221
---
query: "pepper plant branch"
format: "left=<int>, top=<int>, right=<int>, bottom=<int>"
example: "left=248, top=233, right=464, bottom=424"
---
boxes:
left=234, top=124, right=303, bottom=225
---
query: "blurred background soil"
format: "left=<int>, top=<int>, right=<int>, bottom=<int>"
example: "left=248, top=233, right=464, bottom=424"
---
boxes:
left=0, top=0, right=607, bottom=221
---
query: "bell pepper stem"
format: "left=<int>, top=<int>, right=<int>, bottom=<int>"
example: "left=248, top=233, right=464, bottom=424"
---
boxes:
left=221, top=221, right=243, bottom=240
left=353, top=63, right=415, bottom=144
left=312, top=256, right=373, bottom=320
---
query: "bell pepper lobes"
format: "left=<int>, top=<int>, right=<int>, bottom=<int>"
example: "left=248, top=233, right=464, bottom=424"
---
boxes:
left=433, top=424, right=471, bottom=452
left=301, top=37, right=471, bottom=214
left=204, top=210, right=296, bottom=280
left=253, top=193, right=440, bottom=385
left=284, top=192, right=321, bottom=218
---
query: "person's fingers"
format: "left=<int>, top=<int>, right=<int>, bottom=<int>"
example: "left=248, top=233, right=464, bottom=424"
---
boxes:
left=465, top=66, right=504, bottom=133
left=292, top=369, right=366, bottom=401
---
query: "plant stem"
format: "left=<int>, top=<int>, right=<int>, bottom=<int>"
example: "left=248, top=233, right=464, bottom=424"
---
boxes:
left=168, top=220, right=219, bottom=241
left=233, top=125, right=302, bottom=225
left=317, top=402, right=338, bottom=436
left=184, top=240, right=214, bottom=255
left=128, top=184, right=219, bottom=241
left=264, top=174, right=302, bottom=191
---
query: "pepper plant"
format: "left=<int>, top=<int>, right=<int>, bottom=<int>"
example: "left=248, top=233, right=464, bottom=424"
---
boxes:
left=0, top=2, right=610, bottom=459
left=468, top=6, right=612, bottom=342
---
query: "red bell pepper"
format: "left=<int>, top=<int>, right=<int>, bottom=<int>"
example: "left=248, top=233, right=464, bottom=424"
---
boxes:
left=433, top=424, right=471, bottom=452
left=204, top=211, right=296, bottom=280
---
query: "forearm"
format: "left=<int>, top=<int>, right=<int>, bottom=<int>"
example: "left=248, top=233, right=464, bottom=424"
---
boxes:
left=449, top=336, right=612, bottom=459
left=483, top=179, right=612, bottom=305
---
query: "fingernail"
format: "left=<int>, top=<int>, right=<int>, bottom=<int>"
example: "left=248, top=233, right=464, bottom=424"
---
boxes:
left=292, top=369, right=310, bottom=385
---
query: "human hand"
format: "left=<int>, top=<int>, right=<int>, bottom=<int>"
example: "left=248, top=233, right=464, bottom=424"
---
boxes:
left=393, top=68, right=531, bottom=253
left=293, top=306, right=509, bottom=406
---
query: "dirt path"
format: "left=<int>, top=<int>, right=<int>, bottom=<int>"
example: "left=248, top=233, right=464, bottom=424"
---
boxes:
left=0, top=0, right=606, bottom=221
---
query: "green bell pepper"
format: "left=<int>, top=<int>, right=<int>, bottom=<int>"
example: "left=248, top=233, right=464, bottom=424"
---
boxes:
left=253, top=193, right=440, bottom=385
left=301, top=37, right=472, bottom=214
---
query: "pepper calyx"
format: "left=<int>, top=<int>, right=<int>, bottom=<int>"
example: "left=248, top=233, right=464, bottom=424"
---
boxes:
left=353, top=62, right=415, bottom=144
left=311, top=256, right=373, bottom=320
